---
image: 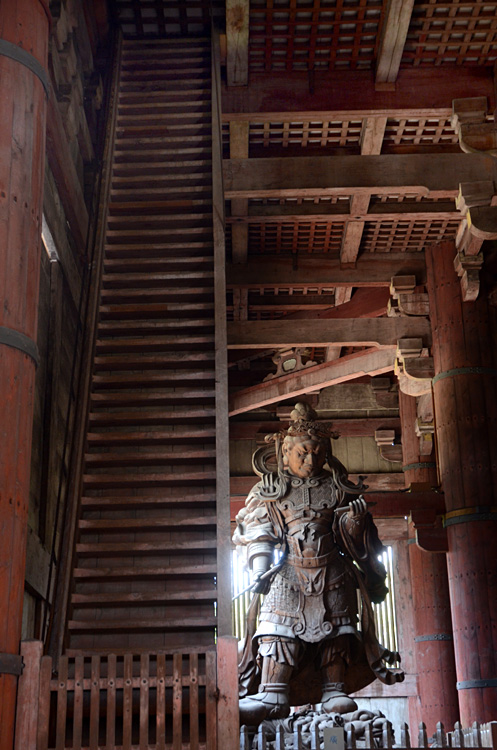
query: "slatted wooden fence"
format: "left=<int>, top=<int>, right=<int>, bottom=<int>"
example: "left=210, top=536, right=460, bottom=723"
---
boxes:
left=15, top=643, right=219, bottom=749
left=240, top=720, right=497, bottom=750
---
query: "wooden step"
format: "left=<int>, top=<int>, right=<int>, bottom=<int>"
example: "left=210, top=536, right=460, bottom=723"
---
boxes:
left=82, top=470, right=216, bottom=489
left=101, top=270, right=213, bottom=287
left=78, top=515, right=216, bottom=532
left=67, top=617, right=217, bottom=633
left=80, top=493, right=216, bottom=510
left=107, top=200, right=213, bottom=215
left=99, top=288, right=214, bottom=304
left=86, top=427, right=216, bottom=446
left=117, top=110, right=211, bottom=123
left=73, top=562, right=217, bottom=582
left=94, top=338, right=214, bottom=354
left=71, top=589, right=217, bottom=607
left=120, top=56, right=210, bottom=70
left=97, top=319, right=213, bottom=334
left=113, top=148, right=212, bottom=162
left=104, top=240, right=213, bottom=256
left=98, top=303, right=214, bottom=320
left=84, top=449, right=216, bottom=468
left=88, top=403, right=215, bottom=422
left=112, top=162, right=212, bottom=177
left=90, top=388, right=215, bottom=405
left=91, top=371, right=214, bottom=389
left=75, top=537, right=216, bottom=557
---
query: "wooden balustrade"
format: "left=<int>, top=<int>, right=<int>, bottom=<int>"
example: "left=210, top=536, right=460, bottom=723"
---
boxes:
left=15, top=646, right=218, bottom=749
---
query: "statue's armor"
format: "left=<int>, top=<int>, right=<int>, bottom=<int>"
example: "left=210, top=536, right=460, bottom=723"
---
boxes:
left=255, top=475, right=359, bottom=644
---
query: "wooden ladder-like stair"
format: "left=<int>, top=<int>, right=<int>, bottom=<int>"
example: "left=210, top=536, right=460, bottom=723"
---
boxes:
left=66, top=36, right=218, bottom=655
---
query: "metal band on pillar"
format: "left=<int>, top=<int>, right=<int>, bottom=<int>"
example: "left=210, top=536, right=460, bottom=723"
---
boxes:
left=457, top=678, right=497, bottom=690
left=444, top=506, right=497, bottom=527
left=414, top=634, right=453, bottom=642
left=0, top=39, right=50, bottom=97
left=0, top=653, right=24, bottom=677
left=0, top=326, right=40, bottom=367
left=402, top=462, right=436, bottom=472
left=433, top=367, right=497, bottom=385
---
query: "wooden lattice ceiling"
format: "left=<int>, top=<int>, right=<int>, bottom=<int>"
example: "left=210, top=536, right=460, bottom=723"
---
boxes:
left=110, top=0, right=224, bottom=36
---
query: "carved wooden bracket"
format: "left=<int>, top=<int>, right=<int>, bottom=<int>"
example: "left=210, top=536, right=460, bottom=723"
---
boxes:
left=395, top=338, right=434, bottom=397
left=388, top=274, right=429, bottom=317
left=454, top=180, right=497, bottom=301
left=451, top=97, right=497, bottom=156
left=374, top=429, right=402, bottom=463
left=410, top=508, right=448, bottom=553
left=263, top=347, right=317, bottom=381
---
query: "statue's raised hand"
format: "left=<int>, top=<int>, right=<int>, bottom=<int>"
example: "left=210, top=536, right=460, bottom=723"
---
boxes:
left=345, top=496, right=368, bottom=536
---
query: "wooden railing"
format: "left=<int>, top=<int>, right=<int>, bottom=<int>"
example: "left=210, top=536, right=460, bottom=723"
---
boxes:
left=15, top=643, right=219, bottom=749
left=240, top=720, right=497, bottom=750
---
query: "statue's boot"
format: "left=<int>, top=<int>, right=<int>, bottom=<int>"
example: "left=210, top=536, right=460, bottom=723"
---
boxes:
left=321, top=681, right=358, bottom=715
left=239, top=683, right=290, bottom=725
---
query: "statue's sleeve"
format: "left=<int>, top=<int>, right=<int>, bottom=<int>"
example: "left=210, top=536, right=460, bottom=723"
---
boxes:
left=232, top=482, right=281, bottom=575
left=337, top=511, right=389, bottom=604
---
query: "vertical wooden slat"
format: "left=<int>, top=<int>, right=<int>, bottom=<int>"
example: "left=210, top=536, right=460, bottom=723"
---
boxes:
left=216, top=636, right=239, bottom=750
left=139, top=654, right=149, bottom=750
left=123, top=653, right=133, bottom=750
left=14, top=640, right=43, bottom=750
left=189, top=653, right=199, bottom=750
left=205, top=651, right=217, bottom=750
left=89, top=655, right=100, bottom=750
left=73, top=656, right=84, bottom=750
left=106, top=654, right=117, bottom=749
left=56, top=656, right=68, bottom=750
left=172, top=653, right=183, bottom=750
left=156, top=654, right=166, bottom=750
left=37, top=655, right=53, bottom=750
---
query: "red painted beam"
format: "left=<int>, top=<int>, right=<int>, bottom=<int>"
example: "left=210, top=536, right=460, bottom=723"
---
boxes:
left=222, top=66, right=495, bottom=117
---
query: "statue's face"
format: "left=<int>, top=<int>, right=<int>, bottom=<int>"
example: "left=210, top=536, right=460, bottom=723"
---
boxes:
left=283, top=436, right=327, bottom=478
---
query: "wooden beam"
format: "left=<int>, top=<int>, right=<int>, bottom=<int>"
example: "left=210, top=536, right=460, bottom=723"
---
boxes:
left=360, top=116, right=388, bottom=155
left=227, top=317, right=431, bottom=349
left=224, top=153, right=497, bottom=200
left=226, top=0, right=249, bottom=87
left=229, top=348, right=397, bottom=415
left=376, top=0, right=416, bottom=86
left=222, top=67, right=495, bottom=117
left=229, top=121, right=249, bottom=263
left=340, top=194, right=371, bottom=267
left=46, top=89, right=89, bottom=257
left=226, top=255, right=427, bottom=288
left=285, top=288, right=390, bottom=320
left=339, top=119, right=388, bottom=267
left=230, top=417, right=401, bottom=440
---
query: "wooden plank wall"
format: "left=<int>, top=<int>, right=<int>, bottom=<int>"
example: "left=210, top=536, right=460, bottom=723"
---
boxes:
left=24, top=0, right=108, bottom=642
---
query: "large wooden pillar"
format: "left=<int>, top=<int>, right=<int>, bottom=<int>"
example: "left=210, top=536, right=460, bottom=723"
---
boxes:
left=0, top=1, right=50, bottom=746
left=425, top=240, right=497, bottom=724
left=399, top=390, right=459, bottom=734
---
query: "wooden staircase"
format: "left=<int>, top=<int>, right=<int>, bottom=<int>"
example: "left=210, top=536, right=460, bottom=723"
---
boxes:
left=66, top=36, right=220, bottom=656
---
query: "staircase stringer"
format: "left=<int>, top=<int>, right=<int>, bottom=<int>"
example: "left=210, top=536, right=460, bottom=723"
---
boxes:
left=46, top=33, right=124, bottom=664
left=211, top=27, right=232, bottom=639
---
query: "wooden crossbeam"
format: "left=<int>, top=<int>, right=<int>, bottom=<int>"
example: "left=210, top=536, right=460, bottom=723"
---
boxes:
left=227, top=318, right=431, bottom=349
left=376, top=0, right=416, bottom=86
left=230, top=417, right=401, bottom=440
left=221, top=67, right=494, bottom=117
left=228, top=348, right=397, bottom=415
left=229, top=121, right=249, bottom=263
left=224, top=154, right=497, bottom=199
left=226, top=255, right=427, bottom=288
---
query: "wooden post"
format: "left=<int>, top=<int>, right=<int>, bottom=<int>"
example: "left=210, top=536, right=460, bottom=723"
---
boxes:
left=399, top=391, right=459, bottom=734
left=13, top=641, right=43, bottom=750
left=426, top=240, right=497, bottom=724
left=216, top=636, right=239, bottom=750
left=0, top=1, right=50, bottom=747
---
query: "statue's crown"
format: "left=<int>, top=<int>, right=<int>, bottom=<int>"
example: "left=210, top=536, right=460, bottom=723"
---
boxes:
left=265, top=402, right=339, bottom=443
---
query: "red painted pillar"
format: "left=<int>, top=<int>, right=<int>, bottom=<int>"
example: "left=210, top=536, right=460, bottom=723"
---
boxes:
left=0, top=1, right=50, bottom=747
left=426, top=240, right=497, bottom=725
left=399, top=390, right=459, bottom=734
